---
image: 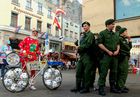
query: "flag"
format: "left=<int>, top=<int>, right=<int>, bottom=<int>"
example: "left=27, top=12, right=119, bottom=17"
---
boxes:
left=44, top=32, right=49, bottom=54
left=53, top=17, right=61, bottom=29
left=55, top=8, right=66, bottom=15
left=15, top=25, right=22, bottom=33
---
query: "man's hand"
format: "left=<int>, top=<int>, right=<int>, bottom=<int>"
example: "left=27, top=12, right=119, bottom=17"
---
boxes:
left=127, top=36, right=132, bottom=42
left=107, top=51, right=113, bottom=56
left=113, top=50, right=119, bottom=56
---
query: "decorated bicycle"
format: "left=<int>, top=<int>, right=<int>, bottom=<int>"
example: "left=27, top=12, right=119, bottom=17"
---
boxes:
left=2, top=30, right=63, bottom=92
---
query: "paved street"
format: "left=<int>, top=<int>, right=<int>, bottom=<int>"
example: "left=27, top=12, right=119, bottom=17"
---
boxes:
left=0, top=70, right=140, bottom=97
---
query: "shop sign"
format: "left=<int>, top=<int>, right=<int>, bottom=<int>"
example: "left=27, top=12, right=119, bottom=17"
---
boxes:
left=14, top=7, right=41, bottom=19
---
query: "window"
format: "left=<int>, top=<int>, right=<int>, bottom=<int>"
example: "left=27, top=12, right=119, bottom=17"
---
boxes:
left=70, top=31, right=73, bottom=38
left=26, top=0, right=32, bottom=9
left=12, top=0, right=19, bottom=4
left=25, top=17, right=31, bottom=30
left=37, top=2, right=43, bottom=14
left=47, top=23, right=52, bottom=35
left=11, top=12, right=18, bottom=27
left=37, top=21, right=42, bottom=33
left=47, top=7, right=52, bottom=19
left=75, top=32, right=78, bottom=39
left=65, top=22, right=69, bottom=28
left=115, top=0, right=140, bottom=20
left=56, top=0, right=60, bottom=6
left=55, top=26, right=59, bottom=37
left=50, top=43, right=59, bottom=52
left=64, top=29, right=68, bottom=37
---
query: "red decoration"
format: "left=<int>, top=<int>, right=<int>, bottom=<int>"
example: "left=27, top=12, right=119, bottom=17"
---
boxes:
left=53, top=17, right=61, bottom=29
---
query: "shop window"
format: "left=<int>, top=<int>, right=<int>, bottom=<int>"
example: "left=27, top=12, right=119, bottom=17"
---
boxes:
left=11, top=12, right=18, bottom=27
left=25, top=16, right=31, bottom=30
left=37, top=20, right=42, bottom=33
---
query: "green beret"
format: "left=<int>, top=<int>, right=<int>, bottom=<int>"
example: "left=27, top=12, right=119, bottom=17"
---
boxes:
left=115, top=25, right=121, bottom=32
left=105, top=19, right=115, bottom=26
left=82, top=21, right=90, bottom=27
left=119, top=28, right=127, bottom=34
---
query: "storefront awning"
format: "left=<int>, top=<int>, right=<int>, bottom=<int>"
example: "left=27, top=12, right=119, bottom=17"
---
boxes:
left=63, top=42, right=75, bottom=46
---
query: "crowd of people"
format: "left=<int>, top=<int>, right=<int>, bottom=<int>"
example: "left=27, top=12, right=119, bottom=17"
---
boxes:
left=71, top=19, right=132, bottom=96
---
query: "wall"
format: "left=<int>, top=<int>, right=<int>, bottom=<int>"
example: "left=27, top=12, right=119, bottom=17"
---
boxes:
left=83, top=0, right=140, bottom=36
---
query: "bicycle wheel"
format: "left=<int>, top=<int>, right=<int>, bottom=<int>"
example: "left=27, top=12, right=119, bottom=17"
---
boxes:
left=2, top=67, right=29, bottom=93
left=42, top=67, right=62, bottom=90
left=6, top=52, right=20, bottom=67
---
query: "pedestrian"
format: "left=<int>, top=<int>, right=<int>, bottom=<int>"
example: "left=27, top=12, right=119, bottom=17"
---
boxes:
left=18, top=30, right=40, bottom=90
left=97, top=19, right=120, bottom=96
left=0, top=40, right=12, bottom=79
left=71, top=21, right=96, bottom=93
left=116, top=28, right=132, bottom=93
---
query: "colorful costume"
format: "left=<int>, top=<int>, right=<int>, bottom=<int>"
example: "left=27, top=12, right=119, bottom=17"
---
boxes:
left=19, top=36, right=40, bottom=77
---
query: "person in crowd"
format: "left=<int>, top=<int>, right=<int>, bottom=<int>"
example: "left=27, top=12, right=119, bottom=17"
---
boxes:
left=66, top=60, right=71, bottom=70
left=18, top=30, right=40, bottom=90
left=89, top=34, right=102, bottom=91
left=0, top=40, right=12, bottom=79
left=115, top=25, right=122, bottom=36
left=71, top=21, right=96, bottom=93
left=97, top=19, right=120, bottom=96
left=9, top=35, right=20, bottom=50
left=116, top=28, right=132, bottom=93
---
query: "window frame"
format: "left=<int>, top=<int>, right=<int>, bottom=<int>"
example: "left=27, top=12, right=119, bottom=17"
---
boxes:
left=37, top=20, right=42, bottom=33
left=25, top=16, right=31, bottom=31
left=11, top=12, right=18, bottom=27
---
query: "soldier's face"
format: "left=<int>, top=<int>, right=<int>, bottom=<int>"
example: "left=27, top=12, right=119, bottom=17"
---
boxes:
left=122, top=30, right=128, bottom=37
left=107, top=23, right=115, bottom=30
left=82, top=24, right=90, bottom=32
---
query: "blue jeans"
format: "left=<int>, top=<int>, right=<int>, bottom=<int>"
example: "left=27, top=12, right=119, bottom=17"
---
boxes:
left=1, top=59, right=8, bottom=77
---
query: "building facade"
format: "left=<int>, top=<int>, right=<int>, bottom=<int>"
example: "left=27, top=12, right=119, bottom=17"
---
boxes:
left=61, top=0, right=82, bottom=56
left=0, top=0, right=62, bottom=52
left=83, top=0, right=140, bottom=67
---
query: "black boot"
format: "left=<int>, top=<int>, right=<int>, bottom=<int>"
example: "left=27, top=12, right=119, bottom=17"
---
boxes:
left=110, top=85, right=121, bottom=94
left=124, top=86, right=129, bottom=91
left=70, top=79, right=81, bottom=93
left=80, top=88, right=90, bottom=94
left=120, top=88, right=128, bottom=93
left=98, top=86, right=106, bottom=96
